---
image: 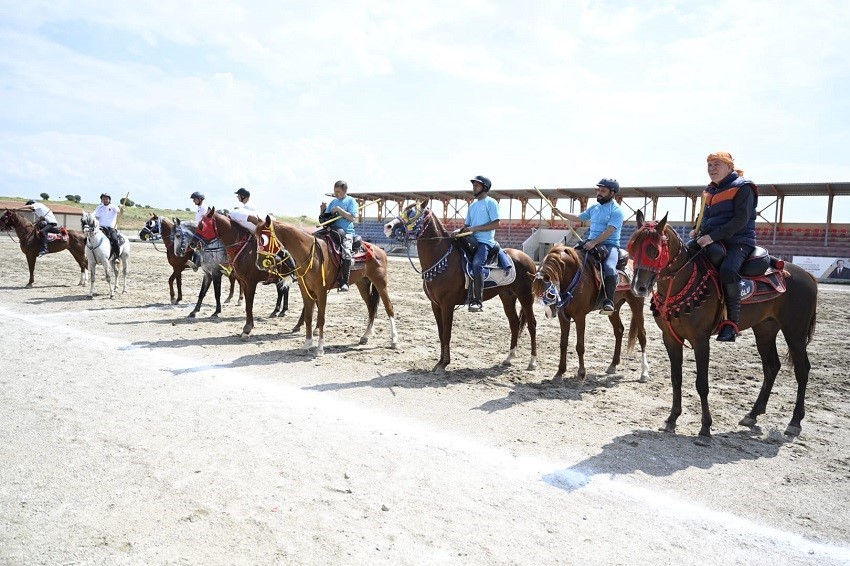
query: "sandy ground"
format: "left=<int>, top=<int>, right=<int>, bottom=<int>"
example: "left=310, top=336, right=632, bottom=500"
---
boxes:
left=1, top=235, right=850, bottom=565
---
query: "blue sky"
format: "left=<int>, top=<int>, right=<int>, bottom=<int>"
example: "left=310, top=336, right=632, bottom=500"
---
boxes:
left=2, top=1, right=849, bottom=221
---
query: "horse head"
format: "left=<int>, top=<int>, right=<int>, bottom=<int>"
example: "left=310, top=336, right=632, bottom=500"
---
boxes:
left=172, top=218, right=197, bottom=257
left=529, top=245, right=582, bottom=318
left=384, top=200, right=430, bottom=243
left=0, top=209, right=17, bottom=230
left=139, top=213, right=161, bottom=241
left=627, top=210, right=674, bottom=297
left=80, top=212, right=100, bottom=239
left=254, top=215, right=287, bottom=272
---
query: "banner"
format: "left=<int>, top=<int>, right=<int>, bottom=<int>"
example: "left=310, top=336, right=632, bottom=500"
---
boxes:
left=792, top=256, right=850, bottom=280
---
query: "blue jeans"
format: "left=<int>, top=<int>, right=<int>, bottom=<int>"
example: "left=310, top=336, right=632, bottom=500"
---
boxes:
left=601, top=244, right=619, bottom=277
left=472, top=243, right=491, bottom=277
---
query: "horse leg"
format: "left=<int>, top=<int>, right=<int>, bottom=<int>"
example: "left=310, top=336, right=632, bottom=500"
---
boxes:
left=189, top=274, right=210, bottom=318
left=210, top=270, right=223, bottom=318
left=739, top=321, right=781, bottom=429
left=693, top=338, right=714, bottom=445
left=87, top=254, right=96, bottom=298
left=553, top=313, right=572, bottom=384
left=270, top=282, right=284, bottom=317
left=374, top=278, right=398, bottom=349
left=499, top=295, right=521, bottom=366
left=240, top=283, right=256, bottom=337
left=430, top=301, right=451, bottom=373
left=606, top=308, right=625, bottom=375
left=314, top=292, right=327, bottom=356
left=355, top=280, right=376, bottom=345
left=224, top=271, right=236, bottom=304
left=25, top=253, right=36, bottom=288
left=302, top=299, right=316, bottom=349
left=169, top=271, right=179, bottom=304
left=631, top=296, right=650, bottom=382
left=110, top=258, right=119, bottom=294
left=71, top=245, right=87, bottom=286
left=120, top=254, right=128, bottom=294
left=661, top=331, right=684, bottom=433
left=782, top=321, right=811, bottom=436
left=574, top=314, right=587, bottom=380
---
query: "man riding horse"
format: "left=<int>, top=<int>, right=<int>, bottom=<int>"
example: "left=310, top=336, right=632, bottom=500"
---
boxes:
left=318, top=180, right=358, bottom=292
left=552, top=178, right=624, bottom=314
left=25, top=199, right=58, bottom=257
left=94, top=193, right=124, bottom=260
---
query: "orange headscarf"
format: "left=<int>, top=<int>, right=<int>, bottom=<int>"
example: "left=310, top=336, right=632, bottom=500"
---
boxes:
left=707, top=151, right=744, bottom=176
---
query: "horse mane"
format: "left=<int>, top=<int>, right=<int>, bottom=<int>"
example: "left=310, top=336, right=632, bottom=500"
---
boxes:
left=540, top=244, right=580, bottom=280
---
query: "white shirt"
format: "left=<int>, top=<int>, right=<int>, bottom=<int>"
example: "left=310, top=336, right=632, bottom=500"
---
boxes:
left=229, top=202, right=263, bottom=232
left=30, top=202, right=57, bottom=224
left=195, top=204, right=209, bottom=223
left=95, top=203, right=121, bottom=228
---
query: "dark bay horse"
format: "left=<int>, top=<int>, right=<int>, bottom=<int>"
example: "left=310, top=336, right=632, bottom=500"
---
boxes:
left=0, top=209, right=88, bottom=288
left=530, top=244, right=649, bottom=383
left=140, top=213, right=240, bottom=306
left=199, top=208, right=308, bottom=337
left=255, top=217, right=398, bottom=355
left=628, top=211, right=818, bottom=443
left=384, top=201, right=537, bottom=373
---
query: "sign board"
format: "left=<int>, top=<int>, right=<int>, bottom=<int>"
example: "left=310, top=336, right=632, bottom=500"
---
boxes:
left=792, top=256, right=850, bottom=280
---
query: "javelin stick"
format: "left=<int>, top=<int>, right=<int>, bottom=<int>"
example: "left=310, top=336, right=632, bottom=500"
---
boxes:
left=694, top=193, right=707, bottom=235
left=317, top=215, right=341, bottom=227
left=534, top=186, right=582, bottom=241
left=115, top=191, right=130, bottom=230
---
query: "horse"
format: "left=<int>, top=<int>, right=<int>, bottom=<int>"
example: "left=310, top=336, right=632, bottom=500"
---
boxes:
left=172, top=219, right=228, bottom=318
left=198, top=208, right=308, bottom=337
left=530, top=244, right=649, bottom=383
left=628, top=210, right=818, bottom=444
left=0, top=208, right=88, bottom=288
left=384, top=200, right=537, bottom=373
left=80, top=212, right=129, bottom=298
left=140, top=213, right=241, bottom=307
left=255, top=216, right=399, bottom=355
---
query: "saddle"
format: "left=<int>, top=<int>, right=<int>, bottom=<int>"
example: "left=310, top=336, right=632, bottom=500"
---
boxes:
left=44, top=226, right=69, bottom=242
left=315, top=227, right=371, bottom=269
left=456, top=236, right=516, bottom=290
left=699, top=242, right=788, bottom=304
left=574, top=242, right=633, bottom=303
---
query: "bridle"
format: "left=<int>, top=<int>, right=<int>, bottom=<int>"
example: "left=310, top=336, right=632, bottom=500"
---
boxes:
left=389, top=205, right=454, bottom=280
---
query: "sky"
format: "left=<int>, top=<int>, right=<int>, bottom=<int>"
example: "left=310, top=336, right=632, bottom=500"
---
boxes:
left=1, top=0, right=849, bottom=222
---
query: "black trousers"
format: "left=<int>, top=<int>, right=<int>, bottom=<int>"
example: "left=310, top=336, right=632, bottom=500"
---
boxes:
left=719, top=243, right=754, bottom=285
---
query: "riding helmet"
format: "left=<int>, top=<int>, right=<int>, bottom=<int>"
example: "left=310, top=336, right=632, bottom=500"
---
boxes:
left=235, top=188, right=251, bottom=198
left=470, top=175, right=492, bottom=191
left=100, top=193, right=111, bottom=200
left=190, top=191, right=205, bottom=200
left=25, top=199, right=35, bottom=205
left=596, top=178, right=620, bottom=193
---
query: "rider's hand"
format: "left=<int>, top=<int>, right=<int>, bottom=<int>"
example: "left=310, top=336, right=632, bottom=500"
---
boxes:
left=320, top=202, right=327, bottom=213
left=582, top=240, right=595, bottom=250
left=688, top=229, right=696, bottom=239
left=696, top=234, right=713, bottom=247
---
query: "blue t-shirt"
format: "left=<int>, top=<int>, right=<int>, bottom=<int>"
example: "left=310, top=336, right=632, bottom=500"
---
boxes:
left=465, top=196, right=499, bottom=246
left=578, top=201, right=623, bottom=247
left=326, top=195, right=358, bottom=235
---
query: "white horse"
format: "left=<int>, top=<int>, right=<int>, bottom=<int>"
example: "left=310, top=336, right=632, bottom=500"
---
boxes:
left=80, top=212, right=129, bottom=299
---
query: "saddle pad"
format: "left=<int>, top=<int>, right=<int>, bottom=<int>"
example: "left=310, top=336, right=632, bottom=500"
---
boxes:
left=464, top=255, right=516, bottom=288
left=741, top=269, right=786, bottom=304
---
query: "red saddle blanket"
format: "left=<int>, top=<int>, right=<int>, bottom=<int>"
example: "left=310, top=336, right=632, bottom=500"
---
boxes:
left=740, top=268, right=787, bottom=304
left=45, top=228, right=69, bottom=242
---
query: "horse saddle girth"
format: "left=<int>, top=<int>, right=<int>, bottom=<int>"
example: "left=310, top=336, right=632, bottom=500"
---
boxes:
left=740, top=268, right=787, bottom=304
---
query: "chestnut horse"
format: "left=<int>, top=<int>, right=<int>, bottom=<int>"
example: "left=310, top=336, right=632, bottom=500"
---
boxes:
left=0, top=209, right=88, bottom=288
left=384, top=201, right=537, bottom=373
left=140, top=213, right=240, bottom=306
left=255, top=217, right=398, bottom=355
left=530, top=244, right=649, bottom=383
left=628, top=211, right=817, bottom=443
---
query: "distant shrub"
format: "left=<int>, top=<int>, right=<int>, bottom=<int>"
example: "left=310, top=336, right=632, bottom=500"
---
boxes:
left=40, top=192, right=49, bottom=200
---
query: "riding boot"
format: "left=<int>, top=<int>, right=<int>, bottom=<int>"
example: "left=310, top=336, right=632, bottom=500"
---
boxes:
left=339, top=258, right=352, bottom=292
left=469, top=273, right=484, bottom=312
left=601, top=275, right=617, bottom=314
left=717, top=282, right=742, bottom=342
left=39, top=238, right=49, bottom=257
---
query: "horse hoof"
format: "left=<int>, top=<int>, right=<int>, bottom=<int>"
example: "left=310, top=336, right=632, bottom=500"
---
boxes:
left=432, top=364, right=446, bottom=374
left=551, top=374, right=564, bottom=385
left=501, top=358, right=513, bottom=367
left=210, top=313, right=220, bottom=319
left=315, top=349, right=324, bottom=357
left=25, top=284, right=33, bottom=289
left=390, top=341, right=399, bottom=349
left=525, top=360, right=537, bottom=371
left=188, top=313, right=196, bottom=318
left=785, top=424, right=802, bottom=437
left=693, top=434, right=712, bottom=447
left=739, top=415, right=757, bottom=427
left=359, top=337, right=369, bottom=345
left=638, top=373, right=649, bottom=383
left=240, top=332, right=251, bottom=340
left=605, top=365, right=617, bottom=375
left=660, top=422, right=676, bottom=433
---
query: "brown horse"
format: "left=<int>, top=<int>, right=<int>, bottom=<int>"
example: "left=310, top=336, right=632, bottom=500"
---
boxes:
left=140, top=213, right=240, bottom=306
left=530, top=244, right=649, bottom=383
left=255, top=217, right=398, bottom=355
left=628, top=211, right=817, bottom=443
left=0, top=209, right=88, bottom=288
left=199, top=208, right=311, bottom=338
left=383, top=200, right=537, bottom=373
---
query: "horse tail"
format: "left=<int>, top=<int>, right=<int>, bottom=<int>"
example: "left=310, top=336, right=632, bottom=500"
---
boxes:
left=367, top=279, right=380, bottom=317
left=805, top=310, right=817, bottom=346
left=518, top=306, right=528, bottom=335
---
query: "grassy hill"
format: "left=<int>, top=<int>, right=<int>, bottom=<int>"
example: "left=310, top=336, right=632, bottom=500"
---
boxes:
left=1, top=196, right=316, bottom=231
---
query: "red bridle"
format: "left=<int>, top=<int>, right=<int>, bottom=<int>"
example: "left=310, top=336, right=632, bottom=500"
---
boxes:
left=627, top=222, right=671, bottom=274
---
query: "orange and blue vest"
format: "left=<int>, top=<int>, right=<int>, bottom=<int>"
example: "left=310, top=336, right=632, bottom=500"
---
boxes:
left=700, top=173, right=758, bottom=246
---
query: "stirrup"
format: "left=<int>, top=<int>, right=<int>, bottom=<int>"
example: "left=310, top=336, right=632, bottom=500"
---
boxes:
left=38, top=248, right=48, bottom=257
left=338, top=284, right=349, bottom=292
left=468, top=301, right=483, bottom=312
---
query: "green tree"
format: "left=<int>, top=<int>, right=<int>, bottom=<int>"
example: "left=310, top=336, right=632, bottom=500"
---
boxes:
left=65, top=194, right=75, bottom=201
left=39, top=192, right=49, bottom=200
left=74, top=195, right=82, bottom=203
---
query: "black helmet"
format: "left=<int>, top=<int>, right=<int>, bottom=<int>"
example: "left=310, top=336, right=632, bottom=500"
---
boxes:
left=234, top=188, right=251, bottom=198
left=596, top=178, right=620, bottom=193
left=190, top=191, right=205, bottom=200
left=100, top=193, right=111, bottom=200
left=470, top=175, right=492, bottom=191
left=25, top=199, right=36, bottom=205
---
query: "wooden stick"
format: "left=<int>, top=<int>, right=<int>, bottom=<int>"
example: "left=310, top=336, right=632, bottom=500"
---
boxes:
left=116, top=191, right=130, bottom=230
left=694, top=193, right=707, bottom=235
left=317, top=215, right=341, bottom=227
left=534, top=186, right=582, bottom=241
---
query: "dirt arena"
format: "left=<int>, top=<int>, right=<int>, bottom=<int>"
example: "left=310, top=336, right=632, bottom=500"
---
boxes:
left=1, top=235, right=849, bottom=565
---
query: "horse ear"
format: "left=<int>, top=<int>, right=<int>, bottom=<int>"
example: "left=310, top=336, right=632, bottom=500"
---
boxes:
left=636, top=209, right=644, bottom=228
left=418, top=198, right=428, bottom=207
left=263, top=215, right=272, bottom=228
left=657, top=212, right=668, bottom=233
left=208, top=206, right=215, bottom=216
left=175, top=217, right=181, bottom=225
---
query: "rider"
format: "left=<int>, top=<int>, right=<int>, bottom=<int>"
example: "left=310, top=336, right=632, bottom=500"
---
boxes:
left=25, top=199, right=58, bottom=257
left=450, top=175, right=512, bottom=312
left=229, top=188, right=264, bottom=234
left=552, top=178, right=624, bottom=314
left=689, top=151, right=758, bottom=343
left=319, top=180, right=358, bottom=292
left=190, top=191, right=208, bottom=271
left=94, top=193, right=124, bottom=259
